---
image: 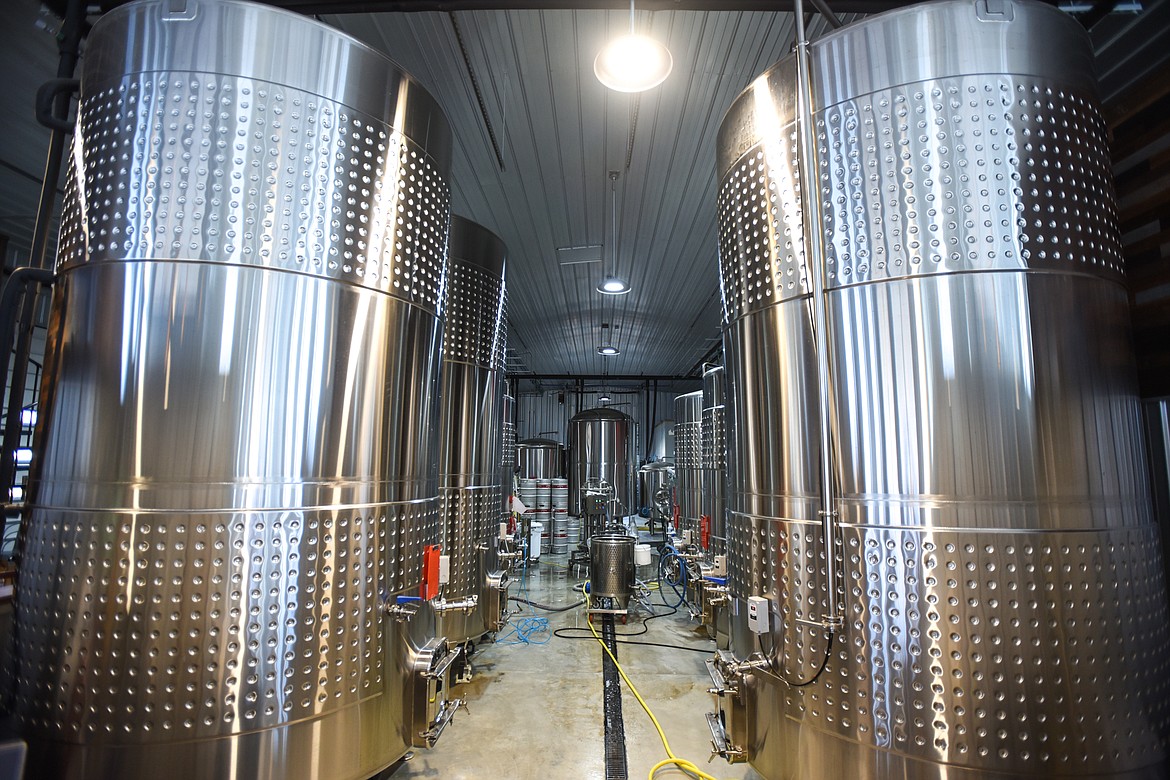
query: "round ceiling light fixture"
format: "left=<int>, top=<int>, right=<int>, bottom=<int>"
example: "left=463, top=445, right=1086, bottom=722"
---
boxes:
left=598, top=392, right=613, bottom=403
left=597, top=275, right=631, bottom=295
left=594, top=32, right=673, bottom=93
left=598, top=344, right=620, bottom=356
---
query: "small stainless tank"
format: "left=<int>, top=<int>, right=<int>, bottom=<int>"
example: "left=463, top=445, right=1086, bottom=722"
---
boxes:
left=701, top=366, right=727, bottom=556
left=568, top=408, right=632, bottom=515
left=14, top=2, right=452, bottom=778
left=716, top=1, right=1170, bottom=778
left=673, top=392, right=702, bottom=540
left=589, top=532, right=635, bottom=609
left=437, top=216, right=508, bottom=644
left=516, top=437, right=562, bottom=479
left=638, top=461, right=674, bottom=524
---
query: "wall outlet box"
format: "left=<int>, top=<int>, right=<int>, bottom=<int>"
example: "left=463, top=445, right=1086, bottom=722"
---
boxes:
left=438, top=554, right=451, bottom=585
left=712, top=555, right=727, bottom=576
left=747, top=596, right=770, bottom=634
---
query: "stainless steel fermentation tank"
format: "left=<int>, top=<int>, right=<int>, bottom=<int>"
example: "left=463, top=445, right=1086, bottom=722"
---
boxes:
left=436, top=216, right=509, bottom=645
left=638, top=461, right=674, bottom=524
left=673, top=392, right=702, bottom=540
left=516, top=437, right=563, bottom=480
left=569, top=408, right=633, bottom=516
left=714, top=1, right=1170, bottom=778
left=501, top=394, right=517, bottom=519
left=13, top=2, right=457, bottom=778
left=701, top=366, right=727, bottom=556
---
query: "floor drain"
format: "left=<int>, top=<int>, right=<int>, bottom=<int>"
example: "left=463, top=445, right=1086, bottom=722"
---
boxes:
left=601, top=615, right=628, bottom=780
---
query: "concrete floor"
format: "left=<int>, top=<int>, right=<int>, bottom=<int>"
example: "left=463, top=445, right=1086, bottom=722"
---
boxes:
left=388, top=553, right=762, bottom=780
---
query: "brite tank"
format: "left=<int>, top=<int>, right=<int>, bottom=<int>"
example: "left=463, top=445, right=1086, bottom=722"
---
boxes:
left=700, top=365, right=727, bottom=556
left=716, top=1, right=1170, bottom=778
left=568, top=408, right=632, bottom=516
left=673, top=392, right=703, bottom=541
left=14, top=2, right=452, bottom=778
left=436, top=216, right=507, bottom=645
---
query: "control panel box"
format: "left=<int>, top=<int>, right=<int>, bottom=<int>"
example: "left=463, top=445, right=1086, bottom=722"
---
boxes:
left=747, top=596, right=770, bottom=634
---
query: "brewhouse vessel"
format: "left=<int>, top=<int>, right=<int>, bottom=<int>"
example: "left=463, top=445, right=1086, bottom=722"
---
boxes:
left=568, top=408, right=632, bottom=516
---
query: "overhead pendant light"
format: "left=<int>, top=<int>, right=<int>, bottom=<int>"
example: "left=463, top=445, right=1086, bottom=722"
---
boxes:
left=598, top=344, right=620, bottom=356
left=594, top=0, right=673, bottom=93
left=598, top=275, right=630, bottom=294
left=598, top=172, right=631, bottom=295
left=598, top=392, right=613, bottom=403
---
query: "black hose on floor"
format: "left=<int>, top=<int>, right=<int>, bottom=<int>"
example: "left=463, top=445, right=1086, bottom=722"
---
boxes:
left=509, top=596, right=586, bottom=613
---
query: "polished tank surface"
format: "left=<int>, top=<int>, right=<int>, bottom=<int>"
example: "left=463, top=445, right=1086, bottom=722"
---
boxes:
left=13, top=1, right=452, bottom=778
left=569, top=408, right=632, bottom=516
left=501, top=394, right=517, bottom=519
left=716, top=1, right=1170, bottom=778
left=516, top=437, right=563, bottom=480
left=436, top=216, right=508, bottom=644
left=673, top=392, right=703, bottom=540
left=638, top=461, right=674, bottom=523
left=701, top=366, right=727, bottom=556
left=589, top=532, right=636, bottom=608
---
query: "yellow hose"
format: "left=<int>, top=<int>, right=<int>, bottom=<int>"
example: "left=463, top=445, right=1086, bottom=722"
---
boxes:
left=586, top=618, right=723, bottom=780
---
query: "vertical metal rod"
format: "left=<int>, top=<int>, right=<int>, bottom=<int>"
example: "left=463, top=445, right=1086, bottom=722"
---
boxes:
left=792, top=0, right=841, bottom=630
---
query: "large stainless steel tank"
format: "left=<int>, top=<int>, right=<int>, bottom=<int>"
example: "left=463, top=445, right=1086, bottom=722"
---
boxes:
left=516, top=437, right=562, bottom=480
left=13, top=2, right=454, bottom=778
left=436, top=216, right=507, bottom=644
left=715, top=1, right=1170, bottom=778
left=501, top=393, right=516, bottom=519
left=673, top=392, right=702, bottom=540
left=701, top=365, right=727, bottom=556
left=568, top=408, right=632, bottom=516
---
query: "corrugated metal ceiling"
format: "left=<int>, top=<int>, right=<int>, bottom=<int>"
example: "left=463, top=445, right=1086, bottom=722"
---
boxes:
left=324, top=8, right=850, bottom=377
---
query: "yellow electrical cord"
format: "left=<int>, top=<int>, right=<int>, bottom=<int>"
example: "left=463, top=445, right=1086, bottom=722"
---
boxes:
left=586, top=618, right=723, bottom=780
